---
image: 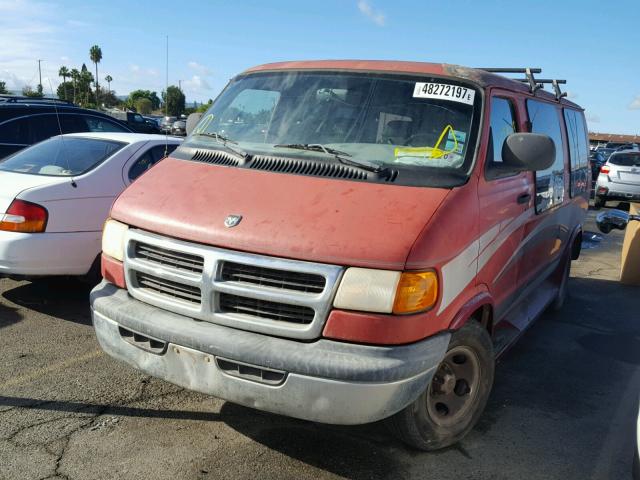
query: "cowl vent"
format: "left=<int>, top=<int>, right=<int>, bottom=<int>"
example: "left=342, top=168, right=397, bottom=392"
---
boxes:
left=249, top=155, right=368, bottom=180
left=191, top=150, right=240, bottom=167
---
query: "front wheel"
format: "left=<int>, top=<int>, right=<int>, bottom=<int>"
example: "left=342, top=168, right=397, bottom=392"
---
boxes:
left=386, top=321, right=494, bottom=451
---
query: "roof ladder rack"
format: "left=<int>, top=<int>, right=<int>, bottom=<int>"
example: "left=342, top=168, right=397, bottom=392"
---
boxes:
left=476, top=68, right=543, bottom=93
left=476, top=68, right=568, bottom=101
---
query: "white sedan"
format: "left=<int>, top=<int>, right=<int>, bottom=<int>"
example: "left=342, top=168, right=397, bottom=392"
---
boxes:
left=0, top=132, right=182, bottom=279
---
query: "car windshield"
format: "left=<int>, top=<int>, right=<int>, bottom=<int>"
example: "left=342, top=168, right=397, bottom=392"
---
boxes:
left=609, top=153, right=640, bottom=167
left=184, top=71, right=480, bottom=182
left=0, top=136, right=126, bottom=176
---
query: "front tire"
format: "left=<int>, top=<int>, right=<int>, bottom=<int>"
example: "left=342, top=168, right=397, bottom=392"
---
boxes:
left=386, top=321, right=494, bottom=451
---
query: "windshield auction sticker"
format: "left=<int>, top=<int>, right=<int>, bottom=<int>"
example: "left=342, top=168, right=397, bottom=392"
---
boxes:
left=413, top=82, right=475, bottom=105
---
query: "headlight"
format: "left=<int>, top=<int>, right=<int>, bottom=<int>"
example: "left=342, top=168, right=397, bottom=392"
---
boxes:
left=102, top=219, right=129, bottom=262
left=333, top=268, right=438, bottom=314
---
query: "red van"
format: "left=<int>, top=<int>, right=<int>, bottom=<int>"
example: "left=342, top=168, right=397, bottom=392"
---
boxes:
left=91, top=61, right=589, bottom=450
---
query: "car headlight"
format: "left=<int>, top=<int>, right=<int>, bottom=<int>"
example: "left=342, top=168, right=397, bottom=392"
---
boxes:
left=333, top=268, right=438, bottom=314
left=102, top=219, right=129, bottom=262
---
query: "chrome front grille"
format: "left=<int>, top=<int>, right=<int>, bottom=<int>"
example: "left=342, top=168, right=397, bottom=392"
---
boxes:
left=220, top=261, right=326, bottom=294
left=124, top=229, right=344, bottom=340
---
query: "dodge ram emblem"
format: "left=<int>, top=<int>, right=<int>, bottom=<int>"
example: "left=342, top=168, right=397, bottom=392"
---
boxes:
left=224, top=215, right=242, bottom=228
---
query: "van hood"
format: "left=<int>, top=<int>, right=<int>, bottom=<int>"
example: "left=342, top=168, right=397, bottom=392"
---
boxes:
left=111, top=158, right=449, bottom=269
left=0, top=171, right=68, bottom=213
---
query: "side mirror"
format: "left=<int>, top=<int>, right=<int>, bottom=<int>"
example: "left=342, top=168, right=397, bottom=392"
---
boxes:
left=502, top=133, right=555, bottom=172
left=596, top=209, right=640, bottom=234
left=186, top=113, right=203, bottom=136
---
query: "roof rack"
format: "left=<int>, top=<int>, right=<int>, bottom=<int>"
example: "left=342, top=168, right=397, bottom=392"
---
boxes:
left=475, top=68, right=568, bottom=101
left=0, top=95, right=74, bottom=106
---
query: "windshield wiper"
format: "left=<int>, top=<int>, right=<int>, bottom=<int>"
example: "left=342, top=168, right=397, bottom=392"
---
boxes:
left=192, top=132, right=250, bottom=161
left=273, top=143, right=386, bottom=174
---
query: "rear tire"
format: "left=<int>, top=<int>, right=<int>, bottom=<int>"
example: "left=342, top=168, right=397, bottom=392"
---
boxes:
left=551, top=254, right=571, bottom=311
left=594, top=196, right=606, bottom=209
left=386, top=321, right=494, bottom=451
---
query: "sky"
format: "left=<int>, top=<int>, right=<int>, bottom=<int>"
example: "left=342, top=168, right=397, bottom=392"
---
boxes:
left=1, top=0, right=639, bottom=134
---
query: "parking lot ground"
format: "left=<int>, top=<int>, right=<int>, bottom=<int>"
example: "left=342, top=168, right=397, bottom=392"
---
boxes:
left=0, top=208, right=639, bottom=480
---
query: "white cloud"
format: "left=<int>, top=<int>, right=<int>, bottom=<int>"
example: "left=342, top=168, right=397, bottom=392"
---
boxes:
left=628, top=95, right=640, bottom=110
left=357, top=0, right=385, bottom=26
left=565, top=91, right=578, bottom=99
left=129, top=64, right=140, bottom=73
left=187, top=61, right=213, bottom=76
left=586, top=113, right=600, bottom=123
left=182, top=75, right=211, bottom=92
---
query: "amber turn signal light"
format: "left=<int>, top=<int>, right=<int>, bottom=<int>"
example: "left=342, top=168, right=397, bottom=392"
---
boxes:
left=392, top=271, right=438, bottom=314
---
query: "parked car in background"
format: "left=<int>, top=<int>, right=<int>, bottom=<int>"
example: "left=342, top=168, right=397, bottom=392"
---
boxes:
left=160, top=116, right=177, bottom=133
left=594, top=150, right=640, bottom=208
left=92, top=61, right=589, bottom=451
left=606, top=141, right=638, bottom=150
left=0, top=133, right=181, bottom=280
left=108, top=111, right=161, bottom=134
left=595, top=147, right=615, bottom=162
left=143, top=116, right=162, bottom=128
left=171, top=119, right=187, bottom=136
left=0, top=95, right=132, bottom=160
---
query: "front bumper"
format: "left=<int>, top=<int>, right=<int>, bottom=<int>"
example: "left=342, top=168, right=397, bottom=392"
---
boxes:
left=91, top=281, right=450, bottom=425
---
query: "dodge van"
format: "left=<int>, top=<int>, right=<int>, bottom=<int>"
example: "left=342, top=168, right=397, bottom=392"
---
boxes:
left=90, top=61, right=589, bottom=450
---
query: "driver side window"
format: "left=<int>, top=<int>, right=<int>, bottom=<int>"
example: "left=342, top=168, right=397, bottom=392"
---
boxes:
left=486, top=97, right=517, bottom=180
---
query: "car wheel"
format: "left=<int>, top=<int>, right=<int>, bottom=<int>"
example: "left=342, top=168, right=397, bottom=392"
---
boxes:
left=386, top=321, right=494, bottom=451
left=594, top=196, right=606, bottom=209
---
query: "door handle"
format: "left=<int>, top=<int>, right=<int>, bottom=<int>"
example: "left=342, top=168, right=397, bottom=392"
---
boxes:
left=517, top=193, right=531, bottom=204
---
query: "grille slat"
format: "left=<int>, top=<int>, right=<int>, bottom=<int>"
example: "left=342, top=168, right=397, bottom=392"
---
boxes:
left=219, top=293, right=315, bottom=324
left=134, top=242, right=204, bottom=274
left=221, top=262, right=325, bottom=294
left=136, top=272, right=202, bottom=305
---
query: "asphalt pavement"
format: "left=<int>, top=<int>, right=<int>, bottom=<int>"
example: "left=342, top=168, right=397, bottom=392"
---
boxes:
left=0, top=208, right=638, bottom=480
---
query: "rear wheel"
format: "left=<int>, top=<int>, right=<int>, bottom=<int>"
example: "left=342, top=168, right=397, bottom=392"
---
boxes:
left=594, top=196, right=606, bottom=209
left=551, top=253, right=571, bottom=311
left=386, top=321, right=494, bottom=451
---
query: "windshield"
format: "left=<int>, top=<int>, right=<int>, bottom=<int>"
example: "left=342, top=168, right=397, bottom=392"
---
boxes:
left=0, top=136, right=126, bottom=177
left=184, top=71, right=480, bottom=184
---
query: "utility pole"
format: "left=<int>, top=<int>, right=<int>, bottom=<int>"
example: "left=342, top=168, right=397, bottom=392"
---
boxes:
left=37, top=59, right=43, bottom=94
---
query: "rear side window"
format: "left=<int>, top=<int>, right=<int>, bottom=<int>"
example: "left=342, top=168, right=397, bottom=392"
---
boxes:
left=0, top=136, right=125, bottom=176
left=128, top=144, right=178, bottom=181
left=83, top=115, right=129, bottom=132
left=527, top=100, right=565, bottom=213
left=0, top=117, right=31, bottom=145
left=609, top=153, right=640, bottom=166
left=563, top=109, right=589, bottom=196
left=486, top=97, right=517, bottom=179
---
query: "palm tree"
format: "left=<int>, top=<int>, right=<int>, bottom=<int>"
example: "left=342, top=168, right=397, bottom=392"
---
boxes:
left=104, top=75, right=112, bottom=94
left=58, top=66, right=69, bottom=100
left=89, top=45, right=102, bottom=105
left=70, top=68, right=80, bottom=104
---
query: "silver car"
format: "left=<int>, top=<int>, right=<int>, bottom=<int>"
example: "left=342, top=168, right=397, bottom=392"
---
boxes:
left=594, top=150, right=640, bottom=208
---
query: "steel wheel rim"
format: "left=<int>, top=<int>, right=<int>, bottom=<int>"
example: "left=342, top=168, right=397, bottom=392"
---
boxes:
left=426, top=345, right=481, bottom=427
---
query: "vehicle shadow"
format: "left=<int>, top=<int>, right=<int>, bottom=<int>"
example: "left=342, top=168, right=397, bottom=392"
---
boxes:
left=218, top=402, right=411, bottom=479
left=0, top=303, right=22, bottom=329
left=217, top=276, right=640, bottom=479
left=2, top=278, right=93, bottom=326
left=0, top=394, right=220, bottom=422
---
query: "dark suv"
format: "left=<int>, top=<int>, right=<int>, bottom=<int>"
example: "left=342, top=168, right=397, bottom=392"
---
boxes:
left=0, top=96, right=133, bottom=159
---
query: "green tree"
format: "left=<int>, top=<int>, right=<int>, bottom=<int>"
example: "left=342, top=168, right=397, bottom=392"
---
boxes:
left=58, top=66, right=70, bottom=100
left=162, top=85, right=185, bottom=116
left=104, top=74, right=112, bottom=93
left=79, top=64, right=94, bottom=106
left=0, top=81, right=8, bottom=94
left=22, top=85, right=44, bottom=98
left=127, top=89, right=160, bottom=110
left=70, top=68, right=80, bottom=103
left=135, top=97, right=153, bottom=114
left=56, top=82, right=74, bottom=101
left=89, top=45, right=102, bottom=105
